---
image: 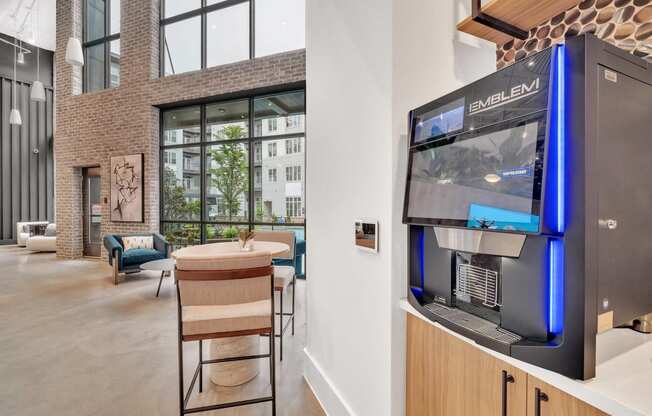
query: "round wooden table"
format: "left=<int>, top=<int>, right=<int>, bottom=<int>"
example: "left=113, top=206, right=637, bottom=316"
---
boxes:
left=172, top=240, right=289, bottom=387
left=173, top=240, right=289, bottom=259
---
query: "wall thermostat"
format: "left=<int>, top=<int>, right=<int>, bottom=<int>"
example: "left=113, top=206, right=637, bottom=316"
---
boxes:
left=355, top=219, right=378, bottom=253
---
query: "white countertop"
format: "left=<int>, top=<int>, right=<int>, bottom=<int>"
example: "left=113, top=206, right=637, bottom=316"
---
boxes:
left=400, top=299, right=652, bottom=416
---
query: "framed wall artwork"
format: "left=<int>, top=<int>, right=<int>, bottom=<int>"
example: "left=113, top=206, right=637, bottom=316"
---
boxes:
left=110, top=153, right=144, bottom=222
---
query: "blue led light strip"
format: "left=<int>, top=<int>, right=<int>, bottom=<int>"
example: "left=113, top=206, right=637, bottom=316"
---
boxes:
left=548, top=238, right=564, bottom=334
left=419, top=228, right=425, bottom=291
left=548, top=45, right=566, bottom=335
left=556, top=45, right=566, bottom=233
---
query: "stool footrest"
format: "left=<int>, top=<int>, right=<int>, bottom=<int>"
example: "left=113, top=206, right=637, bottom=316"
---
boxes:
left=183, top=397, right=273, bottom=414
left=201, top=353, right=270, bottom=365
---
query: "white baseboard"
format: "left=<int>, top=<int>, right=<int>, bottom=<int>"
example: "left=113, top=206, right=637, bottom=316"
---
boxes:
left=303, top=348, right=356, bottom=416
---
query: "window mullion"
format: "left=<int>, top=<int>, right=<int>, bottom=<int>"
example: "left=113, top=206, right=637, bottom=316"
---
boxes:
left=105, top=0, right=110, bottom=89
left=201, top=9, right=207, bottom=69
left=248, top=98, right=255, bottom=232
left=249, top=0, right=255, bottom=60
left=200, top=104, right=206, bottom=243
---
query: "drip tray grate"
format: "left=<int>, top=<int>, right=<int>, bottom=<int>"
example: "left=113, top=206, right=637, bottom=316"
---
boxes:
left=424, top=302, right=521, bottom=345
left=456, top=263, right=501, bottom=308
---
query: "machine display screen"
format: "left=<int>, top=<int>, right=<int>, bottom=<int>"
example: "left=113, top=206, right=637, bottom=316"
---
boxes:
left=413, top=98, right=465, bottom=144
left=405, top=120, right=544, bottom=232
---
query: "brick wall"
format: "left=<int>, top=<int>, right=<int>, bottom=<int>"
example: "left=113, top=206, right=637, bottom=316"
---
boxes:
left=55, top=0, right=306, bottom=258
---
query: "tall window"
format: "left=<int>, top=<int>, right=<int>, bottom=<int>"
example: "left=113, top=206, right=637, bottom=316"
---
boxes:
left=286, top=166, right=301, bottom=182
left=84, top=0, right=120, bottom=92
left=160, top=0, right=305, bottom=76
left=161, top=89, right=305, bottom=248
left=268, top=142, right=277, bottom=157
left=285, top=138, right=301, bottom=154
left=286, top=197, right=302, bottom=218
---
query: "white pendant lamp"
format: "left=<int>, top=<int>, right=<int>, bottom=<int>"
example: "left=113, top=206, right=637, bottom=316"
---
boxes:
left=66, top=0, right=84, bottom=66
left=30, top=0, right=46, bottom=102
left=9, top=109, right=22, bottom=125
left=65, top=37, right=84, bottom=66
left=65, top=0, right=83, bottom=66
left=16, top=40, right=25, bottom=64
left=31, top=46, right=45, bottom=102
left=10, top=44, right=22, bottom=126
left=31, top=80, right=45, bottom=102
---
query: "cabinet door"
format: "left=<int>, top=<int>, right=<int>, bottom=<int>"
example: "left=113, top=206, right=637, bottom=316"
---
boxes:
left=527, top=376, right=608, bottom=416
left=406, top=314, right=527, bottom=416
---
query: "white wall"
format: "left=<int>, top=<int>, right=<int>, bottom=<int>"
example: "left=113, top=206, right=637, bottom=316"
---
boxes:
left=305, top=0, right=495, bottom=414
left=304, top=0, right=394, bottom=414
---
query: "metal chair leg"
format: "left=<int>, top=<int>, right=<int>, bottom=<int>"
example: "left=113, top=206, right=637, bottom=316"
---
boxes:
left=198, top=340, right=203, bottom=393
left=279, top=291, right=283, bottom=361
left=113, top=256, right=120, bottom=286
left=156, top=271, right=165, bottom=297
left=178, top=329, right=184, bottom=416
left=271, top=303, right=276, bottom=416
left=269, top=331, right=273, bottom=379
left=291, top=276, right=296, bottom=336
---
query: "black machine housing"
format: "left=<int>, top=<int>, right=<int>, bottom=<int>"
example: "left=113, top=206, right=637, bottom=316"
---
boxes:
left=403, top=35, right=652, bottom=380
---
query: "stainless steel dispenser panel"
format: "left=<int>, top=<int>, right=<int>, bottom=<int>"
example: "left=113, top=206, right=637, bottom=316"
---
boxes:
left=433, top=227, right=526, bottom=258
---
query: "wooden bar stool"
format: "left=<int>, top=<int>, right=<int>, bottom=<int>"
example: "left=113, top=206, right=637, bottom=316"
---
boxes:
left=174, top=249, right=276, bottom=416
left=254, top=231, right=297, bottom=361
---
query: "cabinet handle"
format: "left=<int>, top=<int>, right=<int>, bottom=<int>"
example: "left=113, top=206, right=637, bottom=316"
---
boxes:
left=501, top=370, right=515, bottom=416
left=534, top=387, right=549, bottom=416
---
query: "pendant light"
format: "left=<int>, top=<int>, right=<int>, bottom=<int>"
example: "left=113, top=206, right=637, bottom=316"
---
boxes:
left=30, top=46, right=45, bottom=102
left=65, top=0, right=84, bottom=66
left=30, top=0, right=45, bottom=102
left=65, top=37, right=84, bottom=66
left=10, top=44, right=22, bottom=126
left=17, top=40, right=25, bottom=64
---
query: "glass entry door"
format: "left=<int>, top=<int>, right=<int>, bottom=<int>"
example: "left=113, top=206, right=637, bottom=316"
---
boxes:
left=83, top=167, right=102, bottom=257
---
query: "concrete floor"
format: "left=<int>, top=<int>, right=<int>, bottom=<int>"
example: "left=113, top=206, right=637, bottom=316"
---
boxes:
left=0, top=246, right=324, bottom=416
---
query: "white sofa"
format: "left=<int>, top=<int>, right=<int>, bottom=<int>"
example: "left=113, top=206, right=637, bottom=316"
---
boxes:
left=16, top=221, right=49, bottom=247
left=26, top=223, right=57, bottom=252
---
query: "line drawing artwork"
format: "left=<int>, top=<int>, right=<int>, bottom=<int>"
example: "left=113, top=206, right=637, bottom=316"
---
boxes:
left=111, top=154, right=143, bottom=222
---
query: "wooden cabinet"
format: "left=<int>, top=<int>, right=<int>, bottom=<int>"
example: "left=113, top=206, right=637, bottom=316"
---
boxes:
left=526, top=376, right=607, bottom=416
left=407, top=314, right=527, bottom=416
left=406, top=314, right=609, bottom=416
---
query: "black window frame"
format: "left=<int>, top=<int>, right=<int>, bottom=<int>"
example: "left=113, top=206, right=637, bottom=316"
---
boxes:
left=83, top=0, right=121, bottom=92
left=160, top=0, right=254, bottom=77
left=159, top=86, right=306, bottom=246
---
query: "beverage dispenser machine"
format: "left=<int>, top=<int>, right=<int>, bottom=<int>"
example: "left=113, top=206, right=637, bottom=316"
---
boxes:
left=403, top=34, right=652, bottom=380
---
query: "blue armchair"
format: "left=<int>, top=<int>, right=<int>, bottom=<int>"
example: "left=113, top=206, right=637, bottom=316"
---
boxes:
left=103, top=233, right=169, bottom=285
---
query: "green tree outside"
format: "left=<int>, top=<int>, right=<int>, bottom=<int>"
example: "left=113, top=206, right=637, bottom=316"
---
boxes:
left=207, top=125, right=248, bottom=224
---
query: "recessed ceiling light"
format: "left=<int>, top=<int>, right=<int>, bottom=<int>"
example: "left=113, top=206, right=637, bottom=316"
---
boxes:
left=218, top=108, right=226, bottom=113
